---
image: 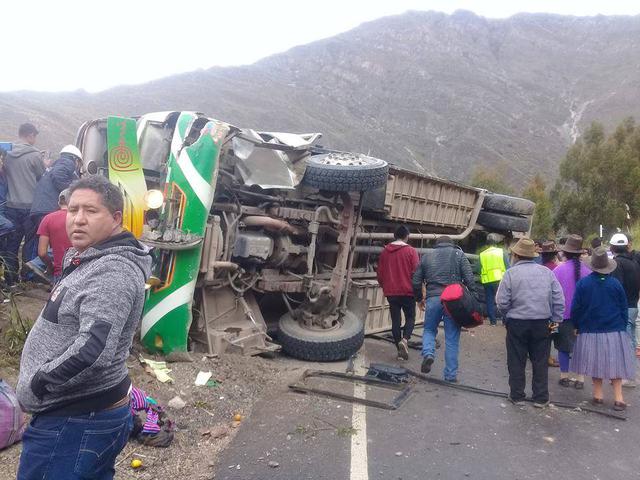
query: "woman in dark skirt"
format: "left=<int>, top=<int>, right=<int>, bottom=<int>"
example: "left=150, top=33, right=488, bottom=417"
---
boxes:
left=570, top=247, right=637, bottom=411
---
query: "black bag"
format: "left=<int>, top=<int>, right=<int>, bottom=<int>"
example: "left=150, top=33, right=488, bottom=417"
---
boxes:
left=440, top=283, right=483, bottom=328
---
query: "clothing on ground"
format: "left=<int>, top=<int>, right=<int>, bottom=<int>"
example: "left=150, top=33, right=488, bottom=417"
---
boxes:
left=36, top=209, right=71, bottom=277
left=412, top=242, right=475, bottom=301
left=377, top=240, right=419, bottom=297
left=496, top=260, right=565, bottom=322
left=16, top=231, right=152, bottom=415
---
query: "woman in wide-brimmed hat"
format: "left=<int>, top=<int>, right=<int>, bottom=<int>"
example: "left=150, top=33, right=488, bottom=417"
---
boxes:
left=570, top=246, right=636, bottom=411
left=540, top=241, right=559, bottom=271
left=552, top=234, right=590, bottom=388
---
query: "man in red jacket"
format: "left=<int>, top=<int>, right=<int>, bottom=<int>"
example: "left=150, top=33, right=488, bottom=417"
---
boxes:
left=377, top=226, right=420, bottom=360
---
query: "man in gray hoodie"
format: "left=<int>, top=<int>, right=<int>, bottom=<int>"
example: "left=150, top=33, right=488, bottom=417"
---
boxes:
left=2, top=123, right=45, bottom=285
left=17, top=175, right=152, bottom=480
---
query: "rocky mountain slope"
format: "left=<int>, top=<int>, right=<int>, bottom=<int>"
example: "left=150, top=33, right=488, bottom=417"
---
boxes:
left=2, top=10, right=639, bottom=186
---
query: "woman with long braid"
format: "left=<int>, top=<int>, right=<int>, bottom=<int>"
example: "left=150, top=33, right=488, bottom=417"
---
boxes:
left=552, top=235, right=590, bottom=388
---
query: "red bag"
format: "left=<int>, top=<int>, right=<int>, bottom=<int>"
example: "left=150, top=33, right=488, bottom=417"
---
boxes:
left=440, top=284, right=483, bottom=328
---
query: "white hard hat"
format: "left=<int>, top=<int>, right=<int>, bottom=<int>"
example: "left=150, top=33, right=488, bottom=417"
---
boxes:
left=610, top=233, right=629, bottom=246
left=60, top=144, right=83, bottom=161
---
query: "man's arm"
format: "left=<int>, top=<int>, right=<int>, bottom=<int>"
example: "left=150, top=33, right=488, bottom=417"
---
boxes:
left=36, top=216, right=53, bottom=275
left=37, top=235, right=53, bottom=275
left=503, top=250, right=510, bottom=269
left=30, top=153, right=46, bottom=181
left=549, top=275, right=565, bottom=322
left=495, top=271, right=512, bottom=316
left=376, top=251, right=386, bottom=288
left=570, top=281, right=584, bottom=330
left=412, top=256, right=426, bottom=302
left=30, top=261, right=137, bottom=399
left=50, top=157, right=77, bottom=192
left=460, top=254, right=476, bottom=293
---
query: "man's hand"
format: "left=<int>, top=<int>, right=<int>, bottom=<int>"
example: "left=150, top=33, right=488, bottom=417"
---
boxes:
left=418, top=300, right=426, bottom=311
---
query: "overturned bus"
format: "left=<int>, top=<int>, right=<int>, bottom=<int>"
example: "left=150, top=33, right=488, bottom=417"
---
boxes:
left=75, top=111, right=534, bottom=361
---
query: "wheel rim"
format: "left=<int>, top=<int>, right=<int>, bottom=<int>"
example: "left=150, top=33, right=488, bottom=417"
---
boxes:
left=317, top=152, right=381, bottom=167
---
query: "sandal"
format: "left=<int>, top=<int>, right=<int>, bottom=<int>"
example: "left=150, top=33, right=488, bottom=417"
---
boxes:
left=591, top=398, right=604, bottom=406
left=558, top=378, right=572, bottom=387
left=574, top=381, right=584, bottom=390
left=613, top=401, right=627, bottom=411
left=548, top=357, right=560, bottom=367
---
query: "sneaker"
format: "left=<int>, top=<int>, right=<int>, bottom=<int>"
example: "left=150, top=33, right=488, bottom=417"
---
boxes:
left=397, top=339, right=409, bottom=361
left=507, top=395, right=525, bottom=406
left=622, top=380, right=636, bottom=388
left=421, top=356, right=434, bottom=374
left=533, top=400, right=550, bottom=409
left=444, top=378, right=458, bottom=384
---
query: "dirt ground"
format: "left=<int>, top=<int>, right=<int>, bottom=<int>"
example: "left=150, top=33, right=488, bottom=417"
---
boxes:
left=0, top=286, right=306, bottom=480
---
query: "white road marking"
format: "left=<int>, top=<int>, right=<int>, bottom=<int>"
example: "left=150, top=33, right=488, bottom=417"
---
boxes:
left=350, top=350, right=369, bottom=480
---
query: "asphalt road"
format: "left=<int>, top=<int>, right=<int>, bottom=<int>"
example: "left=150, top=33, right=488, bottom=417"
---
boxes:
left=214, top=325, right=640, bottom=480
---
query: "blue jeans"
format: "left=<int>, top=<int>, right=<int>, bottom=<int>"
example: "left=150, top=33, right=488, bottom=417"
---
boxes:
left=17, top=403, right=133, bottom=480
left=628, top=308, right=638, bottom=350
left=422, top=295, right=461, bottom=380
left=483, top=282, right=499, bottom=325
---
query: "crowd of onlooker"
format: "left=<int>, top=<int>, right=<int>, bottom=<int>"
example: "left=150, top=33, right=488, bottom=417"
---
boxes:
left=0, top=123, right=82, bottom=285
left=377, top=226, right=638, bottom=411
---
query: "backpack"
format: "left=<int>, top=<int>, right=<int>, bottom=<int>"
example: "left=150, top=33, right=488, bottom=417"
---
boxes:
left=440, top=283, right=483, bottom=328
left=0, top=379, right=26, bottom=450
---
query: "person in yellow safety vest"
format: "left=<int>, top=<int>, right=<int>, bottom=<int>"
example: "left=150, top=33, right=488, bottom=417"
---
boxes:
left=480, top=233, right=510, bottom=325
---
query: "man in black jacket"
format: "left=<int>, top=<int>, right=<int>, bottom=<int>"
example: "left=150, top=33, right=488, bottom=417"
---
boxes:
left=412, top=236, right=475, bottom=381
left=610, top=233, right=640, bottom=368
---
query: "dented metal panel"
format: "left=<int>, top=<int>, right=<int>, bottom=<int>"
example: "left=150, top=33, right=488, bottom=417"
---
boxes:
left=384, top=167, right=480, bottom=230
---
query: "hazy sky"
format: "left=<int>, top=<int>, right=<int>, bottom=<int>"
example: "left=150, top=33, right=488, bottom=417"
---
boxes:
left=4, top=0, right=639, bottom=92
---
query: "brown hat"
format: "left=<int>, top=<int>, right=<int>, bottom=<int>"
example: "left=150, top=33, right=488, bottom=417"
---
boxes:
left=561, top=234, right=584, bottom=254
left=540, top=241, right=558, bottom=253
left=510, top=238, right=539, bottom=258
left=584, top=246, right=616, bottom=274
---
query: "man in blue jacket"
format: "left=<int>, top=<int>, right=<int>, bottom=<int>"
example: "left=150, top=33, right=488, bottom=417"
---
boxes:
left=30, top=144, right=83, bottom=230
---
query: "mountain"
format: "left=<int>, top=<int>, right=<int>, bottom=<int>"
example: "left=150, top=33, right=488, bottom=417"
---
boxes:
left=2, top=10, right=640, bottom=187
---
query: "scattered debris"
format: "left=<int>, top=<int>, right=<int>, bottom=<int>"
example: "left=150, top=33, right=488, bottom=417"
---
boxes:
left=195, top=371, right=213, bottom=386
left=131, top=459, right=143, bottom=469
left=289, top=369, right=412, bottom=410
left=395, top=451, right=403, bottom=457
left=168, top=396, right=187, bottom=410
left=268, top=461, right=280, bottom=468
left=139, top=355, right=174, bottom=383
